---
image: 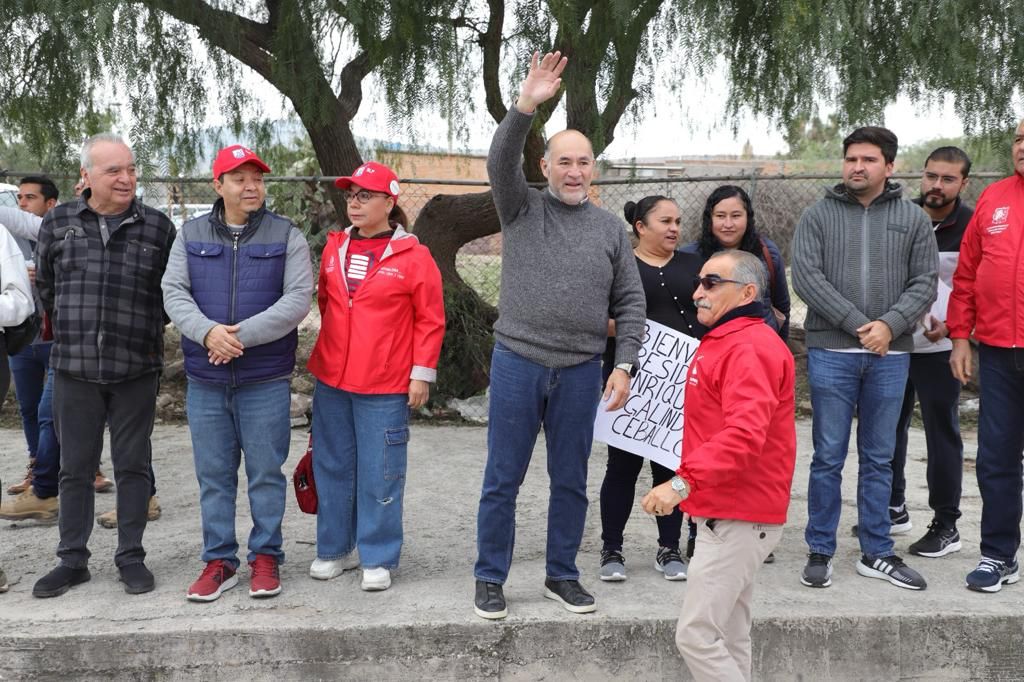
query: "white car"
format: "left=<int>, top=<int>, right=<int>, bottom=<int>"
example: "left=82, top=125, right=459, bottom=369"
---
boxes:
left=0, top=182, right=18, bottom=208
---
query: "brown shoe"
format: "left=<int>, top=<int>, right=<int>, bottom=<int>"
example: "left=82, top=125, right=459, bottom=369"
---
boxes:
left=0, top=488, right=58, bottom=522
left=7, top=458, right=35, bottom=495
left=94, top=470, right=114, bottom=493
left=96, top=496, right=161, bottom=529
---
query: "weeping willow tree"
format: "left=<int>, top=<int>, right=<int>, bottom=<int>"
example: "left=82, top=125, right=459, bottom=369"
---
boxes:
left=2, top=0, right=1023, bottom=397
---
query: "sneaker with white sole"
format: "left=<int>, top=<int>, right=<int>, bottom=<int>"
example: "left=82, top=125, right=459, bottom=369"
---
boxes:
left=966, top=557, right=1020, bottom=593
left=361, top=567, right=391, bottom=591
left=309, top=553, right=360, bottom=580
left=800, top=553, right=833, bottom=588
left=543, top=578, right=596, bottom=614
left=857, top=554, right=927, bottom=590
left=655, top=546, right=687, bottom=580
left=187, top=560, right=238, bottom=602
left=908, top=522, right=962, bottom=558
left=600, top=549, right=626, bottom=582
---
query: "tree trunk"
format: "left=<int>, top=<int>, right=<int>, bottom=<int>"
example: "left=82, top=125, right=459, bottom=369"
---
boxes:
left=413, top=191, right=501, bottom=400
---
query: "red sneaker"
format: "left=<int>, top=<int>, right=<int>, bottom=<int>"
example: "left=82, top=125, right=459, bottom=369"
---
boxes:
left=186, top=560, right=238, bottom=602
left=249, top=554, right=281, bottom=598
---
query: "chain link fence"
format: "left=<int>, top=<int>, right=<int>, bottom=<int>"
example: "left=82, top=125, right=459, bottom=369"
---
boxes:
left=2, top=170, right=1003, bottom=422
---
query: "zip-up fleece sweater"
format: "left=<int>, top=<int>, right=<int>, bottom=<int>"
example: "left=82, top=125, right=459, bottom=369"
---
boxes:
left=488, top=108, right=645, bottom=368
left=161, top=201, right=313, bottom=386
left=791, top=182, right=938, bottom=352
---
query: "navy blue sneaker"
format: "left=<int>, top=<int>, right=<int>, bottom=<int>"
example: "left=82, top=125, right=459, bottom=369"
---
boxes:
left=966, top=557, right=1020, bottom=593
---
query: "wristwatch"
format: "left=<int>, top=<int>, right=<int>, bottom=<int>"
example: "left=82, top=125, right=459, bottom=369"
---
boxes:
left=670, top=476, right=690, bottom=500
left=614, top=362, right=638, bottom=378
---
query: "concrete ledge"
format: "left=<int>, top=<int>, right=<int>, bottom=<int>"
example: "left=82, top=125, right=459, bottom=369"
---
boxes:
left=3, top=614, right=1024, bottom=680
left=0, top=421, right=1013, bottom=681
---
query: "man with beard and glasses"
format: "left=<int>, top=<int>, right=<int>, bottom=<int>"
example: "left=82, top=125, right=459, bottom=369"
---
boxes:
left=879, top=147, right=972, bottom=559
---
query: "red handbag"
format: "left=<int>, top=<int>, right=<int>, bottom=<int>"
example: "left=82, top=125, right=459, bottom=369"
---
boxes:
left=293, top=433, right=318, bottom=514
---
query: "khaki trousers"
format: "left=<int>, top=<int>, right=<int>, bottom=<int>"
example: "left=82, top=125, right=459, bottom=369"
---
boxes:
left=675, top=518, right=783, bottom=682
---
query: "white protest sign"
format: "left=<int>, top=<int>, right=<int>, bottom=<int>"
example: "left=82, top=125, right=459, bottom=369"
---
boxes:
left=593, top=319, right=700, bottom=472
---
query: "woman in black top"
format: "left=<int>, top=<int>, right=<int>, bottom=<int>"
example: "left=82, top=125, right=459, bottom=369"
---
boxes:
left=599, top=195, right=706, bottom=582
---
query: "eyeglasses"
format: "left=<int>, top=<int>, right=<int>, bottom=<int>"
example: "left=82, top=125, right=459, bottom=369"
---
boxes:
left=343, top=189, right=389, bottom=204
left=693, top=274, right=747, bottom=290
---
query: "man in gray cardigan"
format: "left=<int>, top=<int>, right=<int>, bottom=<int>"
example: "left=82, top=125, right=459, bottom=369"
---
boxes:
left=793, top=127, right=938, bottom=592
left=473, top=51, right=645, bottom=620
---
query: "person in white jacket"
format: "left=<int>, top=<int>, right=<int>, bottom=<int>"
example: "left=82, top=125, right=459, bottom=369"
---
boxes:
left=0, top=219, right=36, bottom=594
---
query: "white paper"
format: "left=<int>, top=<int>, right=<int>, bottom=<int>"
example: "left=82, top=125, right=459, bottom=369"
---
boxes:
left=593, top=319, right=699, bottom=472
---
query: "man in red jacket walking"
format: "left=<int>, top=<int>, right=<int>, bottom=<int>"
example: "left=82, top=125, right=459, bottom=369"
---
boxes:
left=948, top=120, right=1024, bottom=593
left=643, top=249, right=795, bottom=682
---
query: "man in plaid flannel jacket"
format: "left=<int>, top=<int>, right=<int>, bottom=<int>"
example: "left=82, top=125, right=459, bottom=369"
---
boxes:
left=32, top=133, right=176, bottom=598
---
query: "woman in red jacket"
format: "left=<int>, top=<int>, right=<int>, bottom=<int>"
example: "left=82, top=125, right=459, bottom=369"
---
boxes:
left=307, top=161, right=444, bottom=592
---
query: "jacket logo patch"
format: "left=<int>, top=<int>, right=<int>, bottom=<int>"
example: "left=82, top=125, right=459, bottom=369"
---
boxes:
left=378, top=266, right=405, bottom=279
left=988, top=206, right=1010, bottom=234
left=325, top=255, right=336, bottom=273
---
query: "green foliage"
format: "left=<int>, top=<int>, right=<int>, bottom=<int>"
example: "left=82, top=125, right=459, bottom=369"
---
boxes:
left=677, top=1, right=1024, bottom=133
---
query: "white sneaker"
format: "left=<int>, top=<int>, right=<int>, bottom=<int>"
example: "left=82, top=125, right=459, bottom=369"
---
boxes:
left=309, top=553, right=360, bottom=580
left=361, top=567, right=392, bottom=591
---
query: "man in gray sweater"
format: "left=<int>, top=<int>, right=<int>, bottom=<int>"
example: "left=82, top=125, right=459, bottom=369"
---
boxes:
left=793, top=127, right=937, bottom=592
left=473, top=51, right=645, bottom=620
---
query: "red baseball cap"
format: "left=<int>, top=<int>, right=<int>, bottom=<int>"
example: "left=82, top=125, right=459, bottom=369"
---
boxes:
left=334, top=161, right=400, bottom=198
left=212, top=145, right=271, bottom=178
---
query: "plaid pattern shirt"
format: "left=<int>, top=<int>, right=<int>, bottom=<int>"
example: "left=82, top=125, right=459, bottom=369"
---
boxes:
left=36, top=194, right=176, bottom=383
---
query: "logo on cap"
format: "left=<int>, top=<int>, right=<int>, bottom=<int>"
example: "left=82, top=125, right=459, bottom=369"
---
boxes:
left=389, top=180, right=401, bottom=196
left=233, top=148, right=247, bottom=159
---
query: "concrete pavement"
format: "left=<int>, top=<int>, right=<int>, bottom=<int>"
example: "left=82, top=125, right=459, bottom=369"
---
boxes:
left=0, top=420, right=1018, bottom=680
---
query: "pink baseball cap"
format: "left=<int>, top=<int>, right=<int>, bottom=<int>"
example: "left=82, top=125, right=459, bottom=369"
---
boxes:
left=212, top=145, right=271, bottom=178
left=334, top=161, right=401, bottom=198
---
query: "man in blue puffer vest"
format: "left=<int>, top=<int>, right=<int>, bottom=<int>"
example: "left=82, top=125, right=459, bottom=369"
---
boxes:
left=162, top=145, right=313, bottom=602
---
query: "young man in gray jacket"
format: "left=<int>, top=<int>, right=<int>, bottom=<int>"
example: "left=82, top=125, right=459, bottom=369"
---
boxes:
left=473, top=51, right=646, bottom=620
left=162, top=145, right=312, bottom=602
left=793, top=126, right=938, bottom=592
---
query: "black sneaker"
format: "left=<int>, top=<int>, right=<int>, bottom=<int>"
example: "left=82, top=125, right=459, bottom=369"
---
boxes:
left=543, top=578, right=596, bottom=614
left=600, top=549, right=627, bottom=582
left=119, top=562, right=155, bottom=594
left=966, top=557, right=1020, bottom=593
left=800, top=552, right=833, bottom=588
left=851, top=505, right=913, bottom=537
left=474, top=580, right=507, bottom=620
left=909, top=522, right=962, bottom=558
left=33, top=564, right=91, bottom=598
left=856, top=555, right=927, bottom=590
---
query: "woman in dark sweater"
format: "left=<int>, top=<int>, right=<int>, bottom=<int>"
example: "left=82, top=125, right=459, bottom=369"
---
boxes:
left=599, top=195, right=706, bottom=582
left=681, top=185, right=791, bottom=340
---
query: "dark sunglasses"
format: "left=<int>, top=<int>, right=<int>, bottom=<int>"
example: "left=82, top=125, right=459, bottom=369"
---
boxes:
left=693, top=274, right=747, bottom=290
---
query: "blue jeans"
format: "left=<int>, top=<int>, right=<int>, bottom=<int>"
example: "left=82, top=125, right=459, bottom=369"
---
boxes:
left=804, top=349, right=909, bottom=560
left=8, top=342, right=52, bottom=457
left=976, top=344, right=1024, bottom=562
left=186, top=378, right=291, bottom=568
left=475, top=343, right=602, bottom=584
left=311, top=381, right=409, bottom=570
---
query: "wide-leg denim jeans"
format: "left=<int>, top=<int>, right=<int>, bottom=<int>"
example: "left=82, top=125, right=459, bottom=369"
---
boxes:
left=311, top=381, right=410, bottom=570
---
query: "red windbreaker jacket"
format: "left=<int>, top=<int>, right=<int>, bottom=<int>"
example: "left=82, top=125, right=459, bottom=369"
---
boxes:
left=677, top=315, right=796, bottom=524
left=947, top=174, right=1024, bottom=347
left=307, top=226, right=445, bottom=394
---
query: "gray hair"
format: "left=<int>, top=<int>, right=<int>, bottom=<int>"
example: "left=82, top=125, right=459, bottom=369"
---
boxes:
left=711, top=248, right=767, bottom=298
left=80, top=133, right=133, bottom=170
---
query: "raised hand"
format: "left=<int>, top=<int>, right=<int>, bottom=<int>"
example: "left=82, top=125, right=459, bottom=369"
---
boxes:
left=516, top=51, right=568, bottom=114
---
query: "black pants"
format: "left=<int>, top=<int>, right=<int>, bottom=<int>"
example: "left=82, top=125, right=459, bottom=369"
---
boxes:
left=890, top=351, right=963, bottom=527
left=54, top=371, right=159, bottom=568
left=600, top=445, right=682, bottom=551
